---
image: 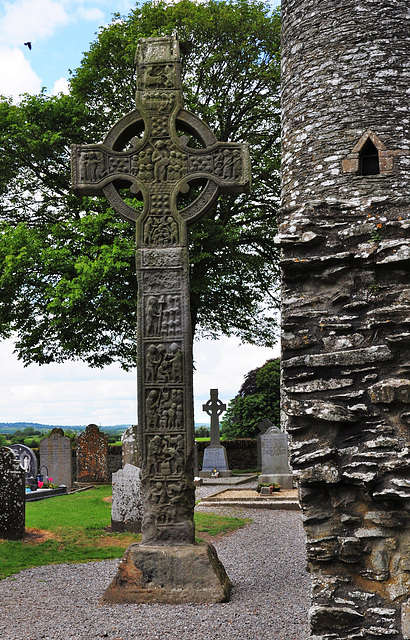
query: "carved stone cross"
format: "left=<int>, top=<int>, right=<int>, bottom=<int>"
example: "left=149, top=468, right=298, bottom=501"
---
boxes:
left=203, top=388, right=226, bottom=447
left=71, top=36, right=250, bottom=548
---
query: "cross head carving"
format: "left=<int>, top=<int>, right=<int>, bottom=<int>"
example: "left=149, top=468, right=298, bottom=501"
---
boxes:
left=71, top=36, right=250, bottom=245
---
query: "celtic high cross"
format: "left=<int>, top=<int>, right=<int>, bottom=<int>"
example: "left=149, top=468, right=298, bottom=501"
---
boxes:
left=71, top=36, right=250, bottom=546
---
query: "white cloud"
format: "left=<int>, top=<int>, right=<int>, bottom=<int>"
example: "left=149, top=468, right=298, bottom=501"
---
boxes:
left=0, top=45, right=41, bottom=99
left=193, top=336, right=279, bottom=421
left=75, top=6, right=104, bottom=22
left=0, top=335, right=279, bottom=427
left=51, top=76, right=69, bottom=95
left=0, top=0, right=69, bottom=46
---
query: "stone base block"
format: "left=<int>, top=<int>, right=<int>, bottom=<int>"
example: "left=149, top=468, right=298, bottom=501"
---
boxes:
left=199, top=470, right=233, bottom=478
left=258, top=473, right=294, bottom=489
left=101, top=542, right=231, bottom=604
left=111, top=519, right=142, bottom=534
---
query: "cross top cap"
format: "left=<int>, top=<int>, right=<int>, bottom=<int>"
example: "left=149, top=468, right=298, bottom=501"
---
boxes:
left=71, top=35, right=251, bottom=237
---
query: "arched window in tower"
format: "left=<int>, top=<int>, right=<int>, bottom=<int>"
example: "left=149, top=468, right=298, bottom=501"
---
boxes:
left=342, top=130, right=394, bottom=176
left=359, top=138, right=380, bottom=175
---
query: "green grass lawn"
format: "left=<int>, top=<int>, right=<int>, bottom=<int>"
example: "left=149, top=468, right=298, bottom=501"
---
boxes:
left=0, top=486, right=249, bottom=579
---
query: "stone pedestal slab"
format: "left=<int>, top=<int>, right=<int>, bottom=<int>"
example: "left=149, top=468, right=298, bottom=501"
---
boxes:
left=199, top=445, right=232, bottom=477
left=101, top=542, right=231, bottom=604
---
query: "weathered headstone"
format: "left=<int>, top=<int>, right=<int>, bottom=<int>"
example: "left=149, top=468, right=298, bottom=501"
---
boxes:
left=121, top=425, right=139, bottom=467
left=76, top=424, right=108, bottom=483
left=258, top=426, right=293, bottom=489
left=0, top=446, right=26, bottom=540
left=200, top=389, right=232, bottom=477
left=9, top=443, right=37, bottom=487
left=72, top=35, right=249, bottom=603
left=39, top=428, right=72, bottom=487
left=111, top=463, right=143, bottom=533
left=193, top=439, right=199, bottom=477
left=256, top=417, right=273, bottom=468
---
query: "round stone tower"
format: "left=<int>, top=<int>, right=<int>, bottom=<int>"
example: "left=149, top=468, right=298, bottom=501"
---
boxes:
left=280, top=1, right=410, bottom=638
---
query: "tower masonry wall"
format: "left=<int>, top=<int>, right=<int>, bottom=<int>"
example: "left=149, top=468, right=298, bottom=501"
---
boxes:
left=280, top=1, right=410, bottom=638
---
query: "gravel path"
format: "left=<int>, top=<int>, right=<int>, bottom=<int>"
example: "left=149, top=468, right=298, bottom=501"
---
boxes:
left=0, top=487, right=310, bottom=640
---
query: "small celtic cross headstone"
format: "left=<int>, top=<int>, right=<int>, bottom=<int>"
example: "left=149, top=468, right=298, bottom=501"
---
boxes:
left=202, top=388, right=226, bottom=447
left=72, top=35, right=249, bottom=603
left=200, top=389, right=231, bottom=476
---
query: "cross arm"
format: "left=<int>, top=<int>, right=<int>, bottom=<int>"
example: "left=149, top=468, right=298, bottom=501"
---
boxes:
left=71, top=143, right=140, bottom=197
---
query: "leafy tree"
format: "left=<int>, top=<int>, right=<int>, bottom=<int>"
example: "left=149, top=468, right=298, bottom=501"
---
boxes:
left=195, top=426, right=210, bottom=438
left=0, top=0, right=281, bottom=370
left=221, top=358, right=280, bottom=438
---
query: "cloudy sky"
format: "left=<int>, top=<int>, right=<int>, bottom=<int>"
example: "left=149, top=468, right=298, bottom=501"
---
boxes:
left=0, top=0, right=280, bottom=427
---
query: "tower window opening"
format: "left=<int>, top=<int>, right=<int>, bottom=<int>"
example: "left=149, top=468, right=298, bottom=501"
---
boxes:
left=359, top=138, right=380, bottom=175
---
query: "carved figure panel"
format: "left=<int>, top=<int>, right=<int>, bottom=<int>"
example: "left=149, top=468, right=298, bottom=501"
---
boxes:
left=147, top=477, right=187, bottom=527
left=141, top=271, right=182, bottom=292
left=140, top=248, right=184, bottom=268
left=146, top=342, right=183, bottom=384
left=213, top=148, right=242, bottom=181
left=144, top=91, right=174, bottom=113
left=145, top=387, right=183, bottom=432
left=146, top=433, right=184, bottom=478
left=143, top=64, right=175, bottom=90
left=145, top=294, right=182, bottom=337
left=79, top=151, right=105, bottom=182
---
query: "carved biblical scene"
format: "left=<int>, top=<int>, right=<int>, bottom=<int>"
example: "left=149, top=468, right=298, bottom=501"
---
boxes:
left=150, top=140, right=187, bottom=182
left=214, top=148, right=242, bottom=181
left=145, top=294, right=181, bottom=337
left=143, top=215, right=178, bottom=246
left=143, top=64, right=175, bottom=89
left=145, top=342, right=183, bottom=384
left=79, top=150, right=105, bottom=182
left=132, top=148, right=153, bottom=181
left=141, top=247, right=183, bottom=269
left=146, top=433, right=184, bottom=478
left=146, top=477, right=188, bottom=528
left=145, top=387, right=183, bottom=432
left=145, top=91, right=174, bottom=113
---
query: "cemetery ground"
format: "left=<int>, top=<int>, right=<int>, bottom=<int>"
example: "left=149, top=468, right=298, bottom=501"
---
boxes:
left=0, top=486, right=248, bottom=580
left=0, top=483, right=310, bottom=640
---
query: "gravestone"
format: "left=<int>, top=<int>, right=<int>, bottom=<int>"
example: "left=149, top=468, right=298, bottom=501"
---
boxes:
left=194, top=440, right=199, bottom=477
left=256, top=417, right=273, bottom=468
left=258, top=426, right=293, bottom=489
left=0, top=446, right=26, bottom=539
left=111, top=463, right=143, bottom=533
left=39, top=428, right=72, bottom=487
left=121, top=425, right=139, bottom=467
left=76, top=424, right=108, bottom=483
left=9, top=443, right=37, bottom=487
left=72, top=35, right=249, bottom=603
left=200, top=389, right=232, bottom=477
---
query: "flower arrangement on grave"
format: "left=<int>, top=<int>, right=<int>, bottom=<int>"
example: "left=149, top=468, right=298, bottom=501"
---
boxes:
left=256, top=482, right=281, bottom=493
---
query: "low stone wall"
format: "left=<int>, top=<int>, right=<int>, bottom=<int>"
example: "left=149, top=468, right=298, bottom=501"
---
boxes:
left=33, top=440, right=258, bottom=483
left=196, top=439, right=257, bottom=470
